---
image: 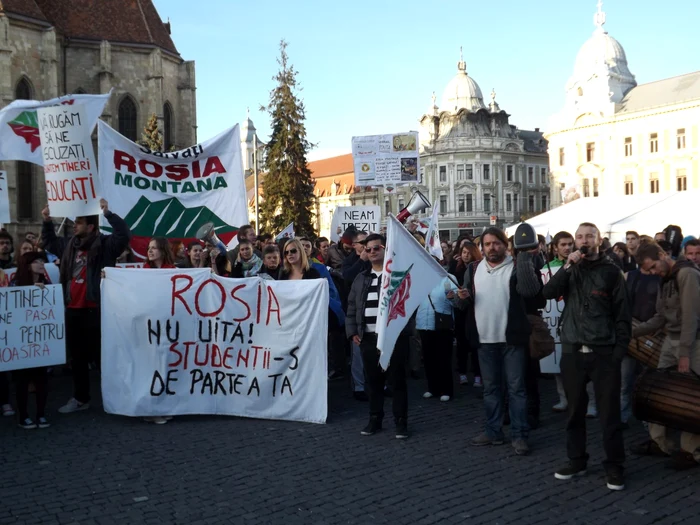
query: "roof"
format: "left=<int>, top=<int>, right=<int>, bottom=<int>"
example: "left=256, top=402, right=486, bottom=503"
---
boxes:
left=616, top=71, right=700, bottom=114
left=1, top=0, right=178, bottom=55
left=308, top=154, right=353, bottom=178
left=517, top=129, right=548, bottom=154
left=308, top=154, right=357, bottom=197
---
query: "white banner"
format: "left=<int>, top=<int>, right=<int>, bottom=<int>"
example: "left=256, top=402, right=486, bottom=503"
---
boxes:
left=101, top=269, right=328, bottom=423
left=275, top=222, right=294, bottom=241
left=0, top=171, right=9, bottom=223
left=423, top=202, right=442, bottom=260
left=37, top=104, right=101, bottom=217
left=97, top=121, right=248, bottom=258
left=0, top=284, right=66, bottom=372
left=352, top=131, right=420, bottom=187
left=377, top=215, right=447, bottom=369
left=2, top=264, right=60, bottom=288
left=330, top=205, right=380, bottom=242
left=539, top=265, right=564, bottom=373
left=0, top=92, right=110, bottom=165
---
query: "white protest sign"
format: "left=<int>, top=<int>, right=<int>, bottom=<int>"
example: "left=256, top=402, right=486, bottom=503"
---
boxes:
left=539, top=266, right=564, bottom=373
left=101, top=269, right=329, bottom=423
left=3, top=264, right=60, bottom=288
left=352, top=132, right=420, bottom=187
left=330, top=205, right=380, bottom=242
left=0, top=284, right=66, bottom=372
left=0, top=171, right=9, bottom=223
left=275, top=222, right=294, bottom=241
left=116, top=262, right=144, bottom=269
left=37, top=104, right=101, bottom=217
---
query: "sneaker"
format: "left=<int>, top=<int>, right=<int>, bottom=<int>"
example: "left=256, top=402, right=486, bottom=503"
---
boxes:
left=473, top=377, right=483, bottom=388
left=143, top=417, right=168, bottom=425
left=512, top=438, right=530, bottom=456
left=471, top=432, right=504, bottom=447
left=395, top=418, right=408, bottom=439
left=459, top=374, right=469, bottom=385
left=422, top=392, right=433, bottom=399
left=360, top=417, right=382, bottom=436
left=439, top=395, right=450, bottom=402
left=606, top=467, right=625, bottom=491
left=2, top=404, right=15, bottom=417
left=327, top=370, right=344, bottom=381
left=554, top=462, right=587, bottom=480
left=630, top=440, right=669, bottom=457
left=58, top=398, right=89, bottom=414
left=18, top=418, right=37, bottom=429
left=552, top=400, right=568, bottom=412
left=37, top=417, right=51, bottom=429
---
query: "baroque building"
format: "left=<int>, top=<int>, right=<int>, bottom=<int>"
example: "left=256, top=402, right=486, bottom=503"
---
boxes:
left=546, top=2, right=700, bottom=205
left=0, top=0, right=196, bottom=235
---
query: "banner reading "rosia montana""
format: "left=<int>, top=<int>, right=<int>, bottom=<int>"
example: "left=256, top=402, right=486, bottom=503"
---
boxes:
left=97, top=121, right=248, bottom=257
left=100, top=269, right=329, bottom=424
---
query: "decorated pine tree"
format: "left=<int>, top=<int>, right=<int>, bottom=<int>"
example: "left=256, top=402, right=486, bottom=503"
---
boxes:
left=260, top=40, right=316, bottom=235
left=140, top=113, right=163, bottom=152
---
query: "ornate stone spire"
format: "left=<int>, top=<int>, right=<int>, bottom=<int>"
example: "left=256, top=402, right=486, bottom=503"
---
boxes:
left=594, top=0, right=606, bottom=32
left=489, top=88, right=500, bottom=112
left=457, top=46, right=466, bottom=73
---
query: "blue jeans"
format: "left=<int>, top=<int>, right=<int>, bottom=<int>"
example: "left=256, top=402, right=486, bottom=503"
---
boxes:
left=478, top=343, right=529, bottom=440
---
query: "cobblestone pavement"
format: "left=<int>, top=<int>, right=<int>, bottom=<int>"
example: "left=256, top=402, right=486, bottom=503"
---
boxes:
left=1, top=370, right=699, bottom=525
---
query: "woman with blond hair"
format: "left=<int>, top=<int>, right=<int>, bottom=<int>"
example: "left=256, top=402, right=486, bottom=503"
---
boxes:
left=279, top=239, right=321, bottom=281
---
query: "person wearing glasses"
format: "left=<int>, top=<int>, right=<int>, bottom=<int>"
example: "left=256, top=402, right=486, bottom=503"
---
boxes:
left=279, top=239, right=321, bottom=280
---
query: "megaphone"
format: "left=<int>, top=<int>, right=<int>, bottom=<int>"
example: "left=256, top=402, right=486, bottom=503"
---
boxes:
left=196, top=222, right=227, bottom=253
left=513, top=223, right=539, bottom=251
left=396, top=190, right=431, bottom=223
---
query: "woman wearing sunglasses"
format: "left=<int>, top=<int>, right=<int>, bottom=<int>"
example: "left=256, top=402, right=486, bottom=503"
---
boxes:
left=279, top=239, right=321, bottom=280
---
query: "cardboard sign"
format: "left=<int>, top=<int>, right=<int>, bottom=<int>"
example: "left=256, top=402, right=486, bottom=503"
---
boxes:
left=330, top=206, right=380, bottom=242
left=352, top=132, right=420, bottom=187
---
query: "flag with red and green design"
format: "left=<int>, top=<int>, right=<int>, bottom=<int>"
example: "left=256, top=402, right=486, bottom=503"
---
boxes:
left=0, top=92, right=110, bottom=165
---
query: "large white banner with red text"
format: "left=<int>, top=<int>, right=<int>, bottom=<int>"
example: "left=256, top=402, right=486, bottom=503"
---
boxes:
left=100, top=268, right=328, bottom=423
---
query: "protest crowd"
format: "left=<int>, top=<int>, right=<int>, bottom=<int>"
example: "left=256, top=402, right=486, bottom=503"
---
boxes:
left=1, top=196, right=699, bottom=494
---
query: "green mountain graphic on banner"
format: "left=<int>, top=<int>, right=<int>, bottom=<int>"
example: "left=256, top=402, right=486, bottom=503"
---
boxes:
left=103, top=196, right=238, bottom=238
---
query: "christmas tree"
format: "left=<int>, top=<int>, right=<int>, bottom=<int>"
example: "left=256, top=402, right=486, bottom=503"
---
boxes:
left=140, top=113, right=163, bottom=152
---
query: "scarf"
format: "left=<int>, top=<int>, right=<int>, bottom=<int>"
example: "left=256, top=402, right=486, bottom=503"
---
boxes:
left=59, top=232, right=98, bottom=286
left=241, top=253, right=263, bottom=277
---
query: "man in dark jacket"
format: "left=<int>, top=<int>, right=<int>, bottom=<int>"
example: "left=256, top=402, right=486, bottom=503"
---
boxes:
left=42, top=199, right=131, bottom=414
left=346, top=233, right=412, bottom=439
left=457, top=227, right=544, bottom=456
left=543, top=222, right=630, bottom=491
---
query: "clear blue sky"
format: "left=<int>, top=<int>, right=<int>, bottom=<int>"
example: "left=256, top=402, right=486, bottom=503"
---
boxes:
left=153, top=0, right=700, bottom=160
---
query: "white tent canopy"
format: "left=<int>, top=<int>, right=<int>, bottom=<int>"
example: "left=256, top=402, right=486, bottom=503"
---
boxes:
left=506, top=191, right=699, bottom=243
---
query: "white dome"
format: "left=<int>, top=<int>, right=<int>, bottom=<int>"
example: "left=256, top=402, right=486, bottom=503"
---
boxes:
left=572, top=29, right=634, bottom=84
left=440, top=59, right=487, bottom=113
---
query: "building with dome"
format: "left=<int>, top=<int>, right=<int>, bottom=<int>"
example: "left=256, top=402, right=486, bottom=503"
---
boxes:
left=388, top=51, right=549, bottom=240
left=546, top=2, right=700, bottom=205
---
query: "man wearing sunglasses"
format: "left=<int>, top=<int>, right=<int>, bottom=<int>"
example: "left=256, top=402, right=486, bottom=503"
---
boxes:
left=346, top=234, right=412, bottom=439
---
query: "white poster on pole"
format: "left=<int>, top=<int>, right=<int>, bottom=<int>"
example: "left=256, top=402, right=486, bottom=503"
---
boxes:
left=0, top=284, right=66, bottom=372
left=100, top=268, right=329, bottom=423
left=37, top=104, right=101, bottom=217
left=330, top=205, right=380, bottom=242
left=352, top=131, right=420, bottom=187
left=539, top=266, right=565, bottom=373
left=0, top=171, right=9, bottom=223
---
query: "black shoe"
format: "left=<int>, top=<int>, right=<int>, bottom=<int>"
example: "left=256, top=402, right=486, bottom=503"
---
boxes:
left=665, top=451, right=698, bottom=471
left=630, top=440, right=669, bottom=457
left=18, top=418, right=37, bottom=430
left=554, top=462, right=587, bottom=480
left=37, top=416, right=51, bottom=429
left=395, top=418, right=408, bottom=439
left=327, top=370, right=345, bottom=381
left=605, top=467, right=625, bottom=491
left=360, top=418, right=382, bottom=436
left=353, top=391, right=368, bottom=402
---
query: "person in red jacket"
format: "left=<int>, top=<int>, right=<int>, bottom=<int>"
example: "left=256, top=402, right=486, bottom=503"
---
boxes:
left=143, top=237, right=176, bottom=269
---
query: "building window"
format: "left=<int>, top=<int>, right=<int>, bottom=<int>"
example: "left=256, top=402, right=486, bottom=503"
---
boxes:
left=385, top=198, right=391, bottom=215
left=439, top=166, right=447, bottom=183
left=541, top=194, right=548, bottom=211
left=15, top=78, right=34, bottom=220
left=466, top=165, right=473, bottom=180
left=163, top=102, right=173, bottom=151
left=483, top=164, right=491, bottom=180
left=586, top=142, right=595, bottom=162
left=456, top=164, right=464, bottom=181
left=466, top=194, right=473, bottom=212
left=624, top=137, right=633, bottom=157
left=506, top=164, right=514, bottom=182
left=528, top=195, right=535, bottom=212
left=506, top=194, right=512, bottom=212
left=483, top=193, right=491, bottom=213
left=527, top=167, right=534, bottom=184
left=540, top=167, right=547, bottom=185
left=624, top=176, right=634, bottom=195
left=583, top=178, right=590, bottom=197
left=439, top=195, right=448, bottom=213
left=650, top=174, right=659, bottom=193
left=559, top=147, right=565, bottom=166
left=513, top=194, right=519, bottom=213
left=650, top=133, right=658, bottom=153
left=593, top=178, right=599, bottom=197
left=677, top=169, right=687, bottom=191
left=457, top=195, right=465, bottom=213
left=118, top=96, right=138, bottom=142
left=677, top=128, right=686, bottom=149
left=397, top=197, right=405, bottom=211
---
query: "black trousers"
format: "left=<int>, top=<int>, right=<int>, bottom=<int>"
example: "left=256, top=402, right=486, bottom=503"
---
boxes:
left=419, top=329, right=454, bottom=397
left=454, top=310, right=480, bottom=376
left=66, top=308, right=101, bottom=404
left=14, top=367, right=48, bottom=420
left=560, top=346, right=625, bottom=470
left=360, top=332, right=409, bottom=422
left=0, top=372, right=10, bottom=405
left=525, top=353, right=540, bottom=418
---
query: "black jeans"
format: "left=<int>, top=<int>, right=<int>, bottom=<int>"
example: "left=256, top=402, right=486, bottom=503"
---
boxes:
left=419, top=329, right=454, bottom=397
left=14, top=367, right=48, bottom=420
left=66, top=308, right=101, bottom=404
left=560, top=346, right=625, bottom=471
left=0, top=372, right=10, bottom=406
left=360, top=332, right=409, bottom=422
left=455, top=310, right=480, bottom=376
left=525, top=353, right=541, bottom=419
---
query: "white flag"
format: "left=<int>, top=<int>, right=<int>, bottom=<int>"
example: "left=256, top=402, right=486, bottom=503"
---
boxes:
left=424, top=202, right=442, bottom=260
left=376, top=215, right=448, bottom=369
left=275, top=222, right=295, bottom=241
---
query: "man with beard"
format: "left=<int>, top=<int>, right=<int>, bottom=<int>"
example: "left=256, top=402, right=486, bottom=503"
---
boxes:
left=327, top=227, right=356, bottom=270
left=0, top=230, right=13, bottom=270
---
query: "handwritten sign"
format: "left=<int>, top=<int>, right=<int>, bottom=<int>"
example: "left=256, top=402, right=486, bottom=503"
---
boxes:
left=2, top=264, right=60, bottom=288
left=352, top=131, right=420, bottom=187
left=0, top=284, right=66, bottom=372
left=539, top=266, right=565, bottom=373
left=37, top=104, right=100, bottom=217
left=100, top=268, right=329, bottom=423
left=330, top=205, right=380, bottom=242
left=0, top=171, right=9, bottom=224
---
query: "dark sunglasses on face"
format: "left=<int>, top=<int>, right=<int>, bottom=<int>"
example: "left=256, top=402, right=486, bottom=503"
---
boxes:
left=284, top=248, right=298, bottom=256
left=365, top=245, right=384, bottom=253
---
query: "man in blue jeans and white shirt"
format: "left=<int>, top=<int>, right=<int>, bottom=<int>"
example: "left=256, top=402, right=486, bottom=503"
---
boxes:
left=457, top=227, right=544, bottom=456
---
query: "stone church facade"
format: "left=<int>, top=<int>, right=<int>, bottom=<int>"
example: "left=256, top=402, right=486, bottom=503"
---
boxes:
left=0, top=0, right=196, bottom=237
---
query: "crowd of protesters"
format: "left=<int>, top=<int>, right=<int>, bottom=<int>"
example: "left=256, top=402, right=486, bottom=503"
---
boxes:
left=1, top=202, right=699, bottom=491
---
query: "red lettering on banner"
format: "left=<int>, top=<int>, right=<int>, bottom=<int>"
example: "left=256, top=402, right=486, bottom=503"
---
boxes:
left=112, top=150, right=227, bottom=181
left=266, top=287, right=281, bottom=326
left=230, top=285, right=251, bottom=322
left=171, top=274, right=194, bottom=315
left=114, top=150, right=136, bottom=172
left=194, top=279, right=226, bottom=317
